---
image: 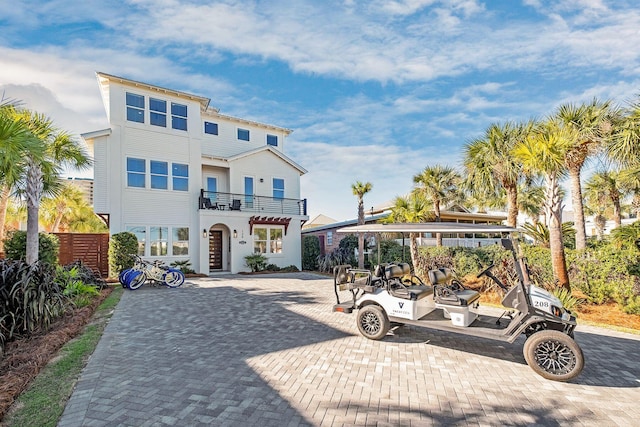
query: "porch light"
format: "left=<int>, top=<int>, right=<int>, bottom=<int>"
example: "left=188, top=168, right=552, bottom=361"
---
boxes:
left=203, top=229, right=207, bottom=238
left=233, top=229, right=238, bottom=238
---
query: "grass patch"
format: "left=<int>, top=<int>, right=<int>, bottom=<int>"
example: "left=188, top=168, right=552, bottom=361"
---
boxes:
left=3, top=286, right=123, bottom=427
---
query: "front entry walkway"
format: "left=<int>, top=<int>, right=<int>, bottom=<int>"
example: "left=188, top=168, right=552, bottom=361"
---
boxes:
left=59, top=273, right=640, bottom=426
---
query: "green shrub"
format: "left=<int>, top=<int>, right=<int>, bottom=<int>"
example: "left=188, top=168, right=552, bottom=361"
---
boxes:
left=0, top=260, right=66, bottom=352
left=338, top=234, right=359, bottom=266
left=170, top=259, right=195, bottom=274
left=245, top=253, right=268, bottom=272
left=623, top=295, right=640, bottom=315
left=4, top=230, right=60, bottom=265
left=265, top=263, right=280, bottom=271
left=108, top=232, right=138, bottom=276
left=370, top=239, right=411, bottom=266
left=302, top=235, right=320, bottom=270
left=317, top=247, right=353, bottom=273
left=552, top=288, right=583, bottom=312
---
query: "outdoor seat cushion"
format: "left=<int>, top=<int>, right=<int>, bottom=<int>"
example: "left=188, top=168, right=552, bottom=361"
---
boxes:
left=390, top=284, right=433, bottom=301
left=428, top=268, right=453, bottom=285
left=434, top=288, right=480, bottom=306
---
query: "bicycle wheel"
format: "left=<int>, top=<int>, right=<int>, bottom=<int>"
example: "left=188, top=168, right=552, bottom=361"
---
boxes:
left=119, top=269, right=132, bottom=288
left=164, top=269, right=185, bottom=288
left=127, top=270, right=146, bottom=290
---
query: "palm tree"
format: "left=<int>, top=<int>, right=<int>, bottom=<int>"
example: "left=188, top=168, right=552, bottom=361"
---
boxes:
left=351, top=181, right=372, bottom=269
left=412, top=164, right=461, bottom=246
left=11, top=109, right=91, bottom=263
left=384, top=193, right=433, bottom=275
left=40, top=182, right=89, bottom=232
left=0, top=101, right=43, bottom=254
left=556, top=99, right=618, bottom=250
left=608, top=97, right=640, bottom=168
left=514, top=119, right=573, bottom=291
left=463, top=121, right=534, bottom=227
left=584, top=170, right=626, bottom=228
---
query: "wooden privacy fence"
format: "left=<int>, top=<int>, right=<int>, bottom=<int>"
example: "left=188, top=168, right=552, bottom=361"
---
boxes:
left=54, top=233, right=110, bottom=277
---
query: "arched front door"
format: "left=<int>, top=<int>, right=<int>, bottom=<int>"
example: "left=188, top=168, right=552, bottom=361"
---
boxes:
left=208, top=230, right=223, bottom=270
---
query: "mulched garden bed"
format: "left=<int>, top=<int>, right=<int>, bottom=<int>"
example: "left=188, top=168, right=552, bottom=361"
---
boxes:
left=0, top=287, right=113, bottom=419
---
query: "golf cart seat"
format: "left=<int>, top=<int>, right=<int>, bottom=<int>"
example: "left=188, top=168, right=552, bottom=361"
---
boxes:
left=428, top=268, right=480, bottom=307
left=385, top=264, right=433, bottom=301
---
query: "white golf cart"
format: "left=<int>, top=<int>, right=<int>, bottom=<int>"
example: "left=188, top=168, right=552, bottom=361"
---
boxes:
left=332, top=223, right=584, bottom=382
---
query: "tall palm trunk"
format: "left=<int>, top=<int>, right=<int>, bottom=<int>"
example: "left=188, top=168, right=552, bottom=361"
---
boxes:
left=357, top=199, right=365, bottom=269
left=569, top=168, right=587, bottom=250
left=505, top=184, right=519, bottom=227
left=433, top=200, right=442, bottom=247
left=612, top=193, right=622, bottom=228
left=409, top=232, right=421, bottom=276
left=0, top=185, right=10, bottom=253
left=25, top=159, right=43, bottom=264
left=545, top=173, right=570, bottom=290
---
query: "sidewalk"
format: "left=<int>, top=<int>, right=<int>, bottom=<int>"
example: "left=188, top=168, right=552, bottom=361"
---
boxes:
left=59, top=273, right=640, bottom=426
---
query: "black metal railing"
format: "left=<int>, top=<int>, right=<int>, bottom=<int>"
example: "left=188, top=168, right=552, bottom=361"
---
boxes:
left=199, top=190, right=307, bottom=216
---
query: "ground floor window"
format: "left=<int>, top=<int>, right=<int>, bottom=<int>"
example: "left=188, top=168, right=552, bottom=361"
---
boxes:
left=125, top=225, right=189, bottom=257
left=253, top=226, right=283, bottom=254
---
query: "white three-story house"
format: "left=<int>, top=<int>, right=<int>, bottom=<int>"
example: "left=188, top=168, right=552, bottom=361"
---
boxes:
left=82, top=72, right=308, bottom=274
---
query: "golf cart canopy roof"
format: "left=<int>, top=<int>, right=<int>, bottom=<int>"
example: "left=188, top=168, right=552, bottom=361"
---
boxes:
left=336, top=222, right=518, bottom=234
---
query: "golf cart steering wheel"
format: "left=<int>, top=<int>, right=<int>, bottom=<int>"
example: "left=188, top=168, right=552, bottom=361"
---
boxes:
left=477, top=264, right=509, bottom=291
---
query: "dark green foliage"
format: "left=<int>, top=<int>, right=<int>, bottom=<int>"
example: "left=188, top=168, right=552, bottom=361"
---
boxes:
left=4, top=230, right=60, bottom=265
left=338, top=234, right=358, bottom=266
left=108, top=232, right=138, bottom=277
left=245, top=254, right=268, bottom=272
left=317, top=247, right=354, bottom=273
left=265, top=263, right=280, bottom=271
left=56, top=264, right=100, bottom=308
left=370, top=239, right=411, bottom=266
left=0, top=260, right=67, bottom=352
left=302, top=235, right=320, bottom=270
left=170, top=259, right=195, bottom=274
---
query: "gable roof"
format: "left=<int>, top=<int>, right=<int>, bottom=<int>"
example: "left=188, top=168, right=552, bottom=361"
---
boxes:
left=228, top=146, right=307, bottom=175
left=96, top=72, right=212, bottom=111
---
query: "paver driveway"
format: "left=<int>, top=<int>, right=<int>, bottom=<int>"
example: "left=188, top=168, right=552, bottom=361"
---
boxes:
left=58, top=273, right=640, bottom=426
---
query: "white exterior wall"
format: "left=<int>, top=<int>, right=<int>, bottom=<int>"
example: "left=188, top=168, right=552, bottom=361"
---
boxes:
left=88, top=73, right=306, bottom=275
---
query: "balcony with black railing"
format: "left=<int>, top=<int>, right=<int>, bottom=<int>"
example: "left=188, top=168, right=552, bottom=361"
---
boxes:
left=199, top=190, right=307, bottom=216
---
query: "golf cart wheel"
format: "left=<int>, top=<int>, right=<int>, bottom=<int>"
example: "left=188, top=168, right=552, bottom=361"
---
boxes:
left=357, top=305, right=390, bottom=340
left=523, top=330, right=584, bottom=381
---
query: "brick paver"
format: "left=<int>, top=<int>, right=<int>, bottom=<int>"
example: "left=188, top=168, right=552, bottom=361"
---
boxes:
left=58, top=273, right=640, bottom=426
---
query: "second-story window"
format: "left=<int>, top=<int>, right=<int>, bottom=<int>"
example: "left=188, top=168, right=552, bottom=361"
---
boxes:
left=273, top=178, right=284, bottom=199
left=171, top=103, right=187, bottom=131
left=126, top=92, right=144, bottom=123
left=126, top=157, right=145, bottom=187
left=267, top=134, right=278, bottom=146
left=150, top=161, right=168, bottom=189
left=150, top=98, right=167, bottom=127
left=237, top=128, right=250, bottom=141
left=204, top=121, right=218, bottom=135
left=172, top=163, right=189, bottom=191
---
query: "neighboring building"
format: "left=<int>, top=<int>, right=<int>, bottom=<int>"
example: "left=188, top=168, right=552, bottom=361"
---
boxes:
left=65, top=177, right=94, bottom=205
left=302, top=214, right=337, bottom=230
left=302, top=205, right=507, bottom=255
left=82, top=72, right=308, bottom=274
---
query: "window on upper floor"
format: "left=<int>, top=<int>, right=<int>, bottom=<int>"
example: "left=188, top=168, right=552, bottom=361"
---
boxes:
left=126, top=92, right=145, bottom=123
left=171, top=103, right=187, bottom=131
left=273, top=178, right=284, bottom=199
left=204, top=121, right=218, bottom=135
left=172, top=163, right=189, bottom=191
left=150, top=161, right=168, bottom=189
left=127, top=157, right=146, bottom=188
left=237, top=128, right=250, bottom=141
left=267, top=134, right=278, bottom=147
left=150, top=98, right=167, bottom=127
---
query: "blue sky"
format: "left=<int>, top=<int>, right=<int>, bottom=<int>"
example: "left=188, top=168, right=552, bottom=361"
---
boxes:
left=1, top=0, right=640, bottom=221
